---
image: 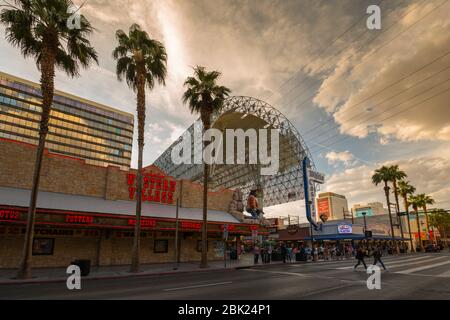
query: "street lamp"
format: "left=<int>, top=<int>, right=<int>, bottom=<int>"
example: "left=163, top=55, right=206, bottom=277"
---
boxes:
left=362, top=212, right=368, bottom=239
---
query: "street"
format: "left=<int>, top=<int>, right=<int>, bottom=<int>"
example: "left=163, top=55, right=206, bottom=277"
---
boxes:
left=1, top=253, right=449, bottom=300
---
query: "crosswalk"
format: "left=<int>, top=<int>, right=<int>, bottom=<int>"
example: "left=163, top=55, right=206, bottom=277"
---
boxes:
left=288, top=254, right=450, bottom=278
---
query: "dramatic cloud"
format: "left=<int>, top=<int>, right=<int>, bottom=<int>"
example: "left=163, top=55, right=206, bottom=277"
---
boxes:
left=312, top=1, right=450, bottom=144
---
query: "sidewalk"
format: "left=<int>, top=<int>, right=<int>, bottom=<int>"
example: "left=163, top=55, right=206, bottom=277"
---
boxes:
left=0, top=254, right=284, bottom=285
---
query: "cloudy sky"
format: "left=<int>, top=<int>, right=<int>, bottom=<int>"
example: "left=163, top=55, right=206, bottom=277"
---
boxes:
left=1, top=0, right=449, bottom=220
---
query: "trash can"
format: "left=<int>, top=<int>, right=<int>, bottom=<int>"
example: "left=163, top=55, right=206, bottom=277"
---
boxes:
left=71, top=259, right=91, bottom=276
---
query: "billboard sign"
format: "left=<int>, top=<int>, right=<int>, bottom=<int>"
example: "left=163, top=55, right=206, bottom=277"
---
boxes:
left=355, top=207, right=374, bottom=217
left=317, top=198, right=331, bottom=221
left=337, top=224, right=353, bottom=234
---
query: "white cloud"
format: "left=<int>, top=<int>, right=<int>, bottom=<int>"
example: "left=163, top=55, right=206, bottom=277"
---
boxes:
left=325, top=150, right=355, bottom=166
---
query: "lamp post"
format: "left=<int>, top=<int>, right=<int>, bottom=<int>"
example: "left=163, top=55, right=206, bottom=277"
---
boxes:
left=362, top=212, right=368, bottom=239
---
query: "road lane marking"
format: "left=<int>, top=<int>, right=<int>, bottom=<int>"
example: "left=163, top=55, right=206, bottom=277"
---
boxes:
left=396, top=259, right=450, bottom=275
left=336, top=256, right=436, bottom=270
left=245, top=269, right=309, bottom=277
left=163, top=281, right=233, bottom=292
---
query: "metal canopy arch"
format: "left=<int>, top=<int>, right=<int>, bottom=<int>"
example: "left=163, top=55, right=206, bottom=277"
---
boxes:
left=153, top=96, right=317, bottom=207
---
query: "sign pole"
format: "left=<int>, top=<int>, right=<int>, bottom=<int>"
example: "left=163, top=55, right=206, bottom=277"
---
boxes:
left=173, top=198, right=180, bottom=270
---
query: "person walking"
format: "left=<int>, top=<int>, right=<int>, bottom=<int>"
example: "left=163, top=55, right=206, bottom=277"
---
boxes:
left=254, top=244, right=260, bottom=264
left=373, top=246, right=387, bottom=270
left=286, top=246, right=293, bottom=263
left=354, top=246, right=368, bottom=270
left=281, top=243, right=287, bottom=263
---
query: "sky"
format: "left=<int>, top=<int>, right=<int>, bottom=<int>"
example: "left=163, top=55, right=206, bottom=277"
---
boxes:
left=0, top=0, right=449, bottom=221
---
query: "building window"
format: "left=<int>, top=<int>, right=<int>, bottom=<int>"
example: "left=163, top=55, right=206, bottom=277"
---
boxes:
left=197, top=240, right=209, bottom=253
left=32, top=238, right=55, bottom=256
left=154, top=240, right=169, bottom=253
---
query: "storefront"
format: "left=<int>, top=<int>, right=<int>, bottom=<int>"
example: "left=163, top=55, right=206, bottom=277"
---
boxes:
left=0, top=138, right=267, bottom=268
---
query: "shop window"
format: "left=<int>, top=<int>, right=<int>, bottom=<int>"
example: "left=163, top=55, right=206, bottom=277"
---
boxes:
left=32, top=238, right=54, bottom=256
left=154, top=240, right=169, bottom=253
left=197, top=240, right=209, bottom=253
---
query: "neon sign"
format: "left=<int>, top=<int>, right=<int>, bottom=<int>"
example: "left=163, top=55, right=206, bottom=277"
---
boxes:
left=0, top=210, right=20, bottom=220
left=127, top=173, right=176, bottom=205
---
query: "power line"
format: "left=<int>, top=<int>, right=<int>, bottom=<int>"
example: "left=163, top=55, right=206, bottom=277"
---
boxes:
left=280, top=0, right=447, bottom=116
left=305, top=64, right=450, bottom=143
left=264, top=0, right=386, bottom=101
left=276, top=0, right=429, bottom=109
left=309, top=82, right=450, bottom=155
left=302, top=51, right=450, bottom=138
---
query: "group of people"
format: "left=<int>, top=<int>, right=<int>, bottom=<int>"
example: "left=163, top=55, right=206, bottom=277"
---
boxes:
left=252, top=240, right=407, bottom=266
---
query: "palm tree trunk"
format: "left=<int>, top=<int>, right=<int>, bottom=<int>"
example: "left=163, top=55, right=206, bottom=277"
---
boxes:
left=403, top=196, right=414, bottom=252
left=200, top=113, right=211, bottom=269
left=415, top=208, right=424, bottom=251
left=16, top=47, right=56, bottom=280
left=384, top=183, right=398, bottom=252
left=393, top=180, right=405, bottom=249
left=422, top=205, right=433, bottom=244
left=130, top=71, right=146, bottom=273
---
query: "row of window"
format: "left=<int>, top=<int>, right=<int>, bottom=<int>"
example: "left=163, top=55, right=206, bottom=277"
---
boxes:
left=1, top=112, right=132, bottom=151
left=0, top=128, right=131, bottom=165
left=0, top=76, right=133, bottom=123
left=0, top=131, right=130, bottom=168
left=0, top=92, right=134, bottom=138
left=0, top=103, right=133, bottom=145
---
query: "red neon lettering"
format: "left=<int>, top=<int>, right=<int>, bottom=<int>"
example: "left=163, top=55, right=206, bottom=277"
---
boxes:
left=0, top=210, right=20, bottom=220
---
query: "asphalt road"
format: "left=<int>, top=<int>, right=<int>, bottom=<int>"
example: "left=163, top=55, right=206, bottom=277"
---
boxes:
left=1, top=253, right=449, bottom=300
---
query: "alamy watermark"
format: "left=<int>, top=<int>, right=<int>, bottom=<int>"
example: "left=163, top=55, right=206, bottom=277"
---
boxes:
left=367, top=5, right=381, bottom=30
left=171, top=128, right=280, bottom=176
left=66, top=264, right=81, bottom=290
left=66, top=3, right=83, bottom=30
left=366, top=265, right=382, bottom=290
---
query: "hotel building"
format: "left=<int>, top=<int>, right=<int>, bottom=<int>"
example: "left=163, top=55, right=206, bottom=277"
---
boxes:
left=0, top=71, right=134, bottom=170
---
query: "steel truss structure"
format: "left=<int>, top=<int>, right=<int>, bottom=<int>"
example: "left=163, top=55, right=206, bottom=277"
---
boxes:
left=153, top=96, right=317, bottom=207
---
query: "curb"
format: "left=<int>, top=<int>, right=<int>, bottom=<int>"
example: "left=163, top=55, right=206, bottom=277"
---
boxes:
left=0, top=265, right=248, bottom=286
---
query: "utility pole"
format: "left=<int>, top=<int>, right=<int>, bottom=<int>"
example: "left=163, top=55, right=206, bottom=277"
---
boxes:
left=173, top=198, right=180, bottom=270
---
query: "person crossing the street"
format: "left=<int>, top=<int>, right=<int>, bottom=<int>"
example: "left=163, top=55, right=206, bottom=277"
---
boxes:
left=354, top=246, right=368, bottom=270
left=372, top=246, right=387, bottom=270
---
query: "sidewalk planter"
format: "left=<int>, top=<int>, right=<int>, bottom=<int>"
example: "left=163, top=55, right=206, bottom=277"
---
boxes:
left=71, top=260, right=91, bottom=277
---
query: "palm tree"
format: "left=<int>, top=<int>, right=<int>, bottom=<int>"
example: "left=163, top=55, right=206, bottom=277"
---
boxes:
left=396, top=180, right=416, bottom=251
left=415, top=194, right=436, bottom=244
left=389, top=165, right=407, bottom=248
left=113, top=24, right=167, bottom=273
left=1, top=0, right=98, bottom=279
left=182, top=66, right=231, bottom=268
left=372, top=166, right=398, bottom=251
left=409, top=195, right=425, bottom=251
left=429, top=209, right=449, bottom=246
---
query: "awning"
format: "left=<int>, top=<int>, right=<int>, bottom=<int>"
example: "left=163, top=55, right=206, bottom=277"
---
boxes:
left=304, top=234, right=411, bottom=241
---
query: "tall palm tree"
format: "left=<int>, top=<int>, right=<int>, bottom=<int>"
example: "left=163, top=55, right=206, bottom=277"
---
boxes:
left=415, top=194, right=435, bottom=244
left=113, top=24, right=167, bottom=273
left=1, top=0, right=98, bottom=279
left=372, top=166, right=397, bottom=251
left=409, top=195, right=424, bottom=251
left=182, top=66, right=230, bottom=268
left=396, top=180, right=416, bottom=251
left=389, top=165, right=407, bottom=248
left=429, top=209, right=449, bottom=246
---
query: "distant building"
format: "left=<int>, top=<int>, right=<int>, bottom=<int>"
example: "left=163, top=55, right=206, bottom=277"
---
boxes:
left=316, top=192, right=349, bottom=221
left=352, top=202, right=387, bottom=217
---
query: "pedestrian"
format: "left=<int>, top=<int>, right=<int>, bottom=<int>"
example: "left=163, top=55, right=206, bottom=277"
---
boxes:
left=354, top=246, right=367, bottom=270
left=324, top=245, right=330, bottom=261
left=313, top=246, right=319, bottom=262
left=287, top=246, right=293, bottom=263
left=254, top=244, right=260, bottom=264
left=372, top=246, right=387, bottom=270
left=267, top=244, right=273, bottom=263
left=281, top=243, right=287, bottom=263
